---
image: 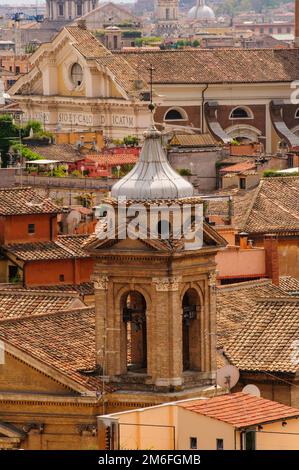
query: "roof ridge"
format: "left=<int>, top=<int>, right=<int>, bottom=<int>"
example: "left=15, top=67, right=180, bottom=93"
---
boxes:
left=0, top=305, right=94, bottom=325
left=0, top=289, right=80, bottom=298
left=217, top=278, right=272, bottom=291
left=240, top=182, right=262, bottom=230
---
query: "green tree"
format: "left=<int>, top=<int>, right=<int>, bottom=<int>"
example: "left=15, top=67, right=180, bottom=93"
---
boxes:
left=0, top=115, right=18, bottom=167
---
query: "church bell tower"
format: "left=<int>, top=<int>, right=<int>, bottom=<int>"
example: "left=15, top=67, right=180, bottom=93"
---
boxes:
left=46, top=0, right=99, bottom=22
left=85, top=124, right=226, bottom=396
left=155, top=0, right=179, bottom=34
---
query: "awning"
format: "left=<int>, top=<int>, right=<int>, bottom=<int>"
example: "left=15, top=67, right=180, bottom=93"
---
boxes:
left=205, top=102, right=232, bottom=144
left=26, top=159, right=63, bottom=165
left=270, top=100, right=299, bottom=148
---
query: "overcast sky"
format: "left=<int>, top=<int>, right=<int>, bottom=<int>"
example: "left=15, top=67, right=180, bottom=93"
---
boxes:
left=0, top=0, right=135, bottom=5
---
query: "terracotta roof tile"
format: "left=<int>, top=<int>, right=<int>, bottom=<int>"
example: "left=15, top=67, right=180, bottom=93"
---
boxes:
left=85, top=153, right=138, bottom=166
left=239, top=176, right=299, bottom=234
left=0, top=307, right=113, bottom=392
left=118, top=48, right=299, bottom=84
left=170, top=133, right=219, bottom=147
left=66, top=26, right=110, bottom=59
left=216, top=279, right=287, bottom=343
left=179, top=392, right=299, bottom=427
left=24, top=282, right=94, bottom=296
left=279, top=276, right=299, bottom=295
left=0, top=187, right=60, bottom=216
left=3, top=234, right=90, bottom=261
left=27, top=143, right=83, bottom=163
left=224, top=297, right=299, bottom=373
left=0, top=289, right=85, bottom=320
left=220, top=161, right=256, bottom=173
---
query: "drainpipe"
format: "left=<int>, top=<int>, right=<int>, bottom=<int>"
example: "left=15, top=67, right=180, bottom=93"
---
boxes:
left=201, top=84, right=209, bottom=134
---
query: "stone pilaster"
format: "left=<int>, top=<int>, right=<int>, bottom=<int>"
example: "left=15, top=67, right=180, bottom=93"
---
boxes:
left=93, top=276, right=108, bottom=373
left=152, top=276, right=182, bottom=387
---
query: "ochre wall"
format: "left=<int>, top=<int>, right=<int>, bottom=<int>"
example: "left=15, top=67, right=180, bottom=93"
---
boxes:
left=24, top=258, right=94, bottom=286
left=254, top=237, right=299, bottom=279
left=0, top=214, right=57, bottom=244
left=0, top=352, right=73, bottom=395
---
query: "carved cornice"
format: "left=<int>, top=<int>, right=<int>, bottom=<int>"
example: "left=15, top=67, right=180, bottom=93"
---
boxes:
left=93, top=276, right=109, bottom=290
left=152, top=276, right=182, bottom=291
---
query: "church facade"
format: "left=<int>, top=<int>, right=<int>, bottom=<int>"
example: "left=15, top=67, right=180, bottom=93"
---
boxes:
left=9, top=25, right=299, bottom=152
left=9, top=24, right=151, bottom=139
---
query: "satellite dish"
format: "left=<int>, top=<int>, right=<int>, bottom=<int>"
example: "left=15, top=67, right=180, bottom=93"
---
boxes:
left=242, top=384, right=261, bottom=397
left=216, top=365, right=240, bottom=390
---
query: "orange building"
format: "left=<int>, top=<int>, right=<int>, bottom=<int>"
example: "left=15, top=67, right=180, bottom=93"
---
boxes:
left=0, top=187, right=94, bottom=288
left=0, top=54, right=30, bottom=90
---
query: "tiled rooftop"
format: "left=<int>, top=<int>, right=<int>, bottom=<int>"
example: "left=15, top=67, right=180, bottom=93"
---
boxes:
left=0, top=187, right=60, bottom=216
left=216, top=279, right=287, bottom=343
left=179, top=392, right=299, bottom=428
left=238, top=176, right=299, bottom=234
left=0, top=306, right=113, bottom=392
left=220, top=161, right=256, bottom=174
left=3, top=235, right=90, bottom=261
left=24, top=282, right=94, bottom=296
left=224, top=297, right=299, bottom=373
left=0, top=289, right=85, bottom=321
left=118, top=48, right=299, bottom=84
left=279, top=276, right=299, bottom=295
left=27, top=143, right=83, bottom=163
left=170, top=133, right=219, bottom=147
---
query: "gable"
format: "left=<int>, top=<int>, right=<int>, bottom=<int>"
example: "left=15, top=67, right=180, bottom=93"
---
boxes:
left=9, top=28, right=127, bottom=100
left=0, top=351, right=75, bottom=395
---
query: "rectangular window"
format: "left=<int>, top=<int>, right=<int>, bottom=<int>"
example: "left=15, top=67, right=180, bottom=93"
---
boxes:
left=8, top=265, right=18, bottom=282
left=190, top=437, right=197, bottom=449
left=239, top=177, right=246, bottom=190
left=216, top=438, right=224, bottom=450
left=15, top=65, right=20, bottom=74
left=28, top=223, right=35, bottom=234
left=59, top=274, right=65, bottom=282
left=58, top=4, right=64, bottom=16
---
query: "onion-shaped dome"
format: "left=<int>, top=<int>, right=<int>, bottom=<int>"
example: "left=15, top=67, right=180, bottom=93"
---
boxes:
left=111, top=126, right=194, bottom=200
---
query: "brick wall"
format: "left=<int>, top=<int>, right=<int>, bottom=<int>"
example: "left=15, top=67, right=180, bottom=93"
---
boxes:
left=154, top=106, right=201, bottom=129
left=216, top=105, right=266, bottom=137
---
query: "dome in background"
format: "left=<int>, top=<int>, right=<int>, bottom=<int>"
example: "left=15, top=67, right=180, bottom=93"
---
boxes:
left=188, top=0, right=216, bottom=22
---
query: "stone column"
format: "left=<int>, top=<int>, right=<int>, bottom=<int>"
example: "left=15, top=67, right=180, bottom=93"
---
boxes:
left=94, top=275, right=109, bottom=374
left=152, top=276, right=182, bottom=387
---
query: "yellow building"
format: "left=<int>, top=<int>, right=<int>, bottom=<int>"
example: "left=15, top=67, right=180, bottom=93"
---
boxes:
left=99, top=392, right=299, bottom=450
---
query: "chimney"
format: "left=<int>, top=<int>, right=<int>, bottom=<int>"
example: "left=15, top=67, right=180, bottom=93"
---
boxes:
left=295, top=0, right=299, bottom=47
left=264, top=234, right=280, bottom=286
left=77, top=19, right=87, bottom=30
left=239, top=232, right=248, bottom=249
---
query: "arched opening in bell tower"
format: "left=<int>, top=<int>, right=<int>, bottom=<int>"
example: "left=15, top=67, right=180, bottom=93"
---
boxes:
left=122, top=291, right=147, bottom=373
left=182, top=288, right=201, bottom=371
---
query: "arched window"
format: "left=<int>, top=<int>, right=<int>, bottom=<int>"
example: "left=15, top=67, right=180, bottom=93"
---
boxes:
left=230, top=107, right=252, bottom=119
left=70, top=63, right=83, bottom=87
left=157, top=219, right=171, bottom=239
left=122, top=291, right=147, bottom=372
left=182, top=288, right=201, bottom=371
left=164, top=108, right=187, bottom=121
